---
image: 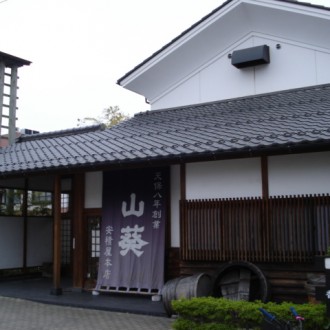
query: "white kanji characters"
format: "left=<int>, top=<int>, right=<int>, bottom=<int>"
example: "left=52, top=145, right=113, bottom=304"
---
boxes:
left=103, top=269, right=111, bottom=279
left=118, top=224, right=149, bottom=257
left=153, top=192, right=162, bottom=199
left=153, top=199, right=161, bottom=208
left=152, top=210, right=162, bottom=219
left=105, top=235, right=113, bottom=246
left=154, top=181, right=163, bottom=191
left=122, top=193, right=145, bottom=217
left=104, top=258, right=112, bottom=267
left=105, top=225, right=114, bottom=235
left=104, top=246, right=112, bottom=257
left=152, top=220, right=161, bottom=229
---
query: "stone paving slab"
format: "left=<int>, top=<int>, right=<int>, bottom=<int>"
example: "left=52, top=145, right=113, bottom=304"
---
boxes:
left=0, top=297, right=174, bottom=330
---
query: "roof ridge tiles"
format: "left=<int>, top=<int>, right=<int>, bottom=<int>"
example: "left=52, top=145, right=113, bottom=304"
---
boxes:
left=16, top=124, right=106, bottom=143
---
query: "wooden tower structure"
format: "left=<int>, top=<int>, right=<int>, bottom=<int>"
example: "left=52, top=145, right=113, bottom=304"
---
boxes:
left=0, top=51, right=31, bottom=145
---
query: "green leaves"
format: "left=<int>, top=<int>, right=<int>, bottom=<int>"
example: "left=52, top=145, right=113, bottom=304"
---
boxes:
left=78, top=105, right=130, bottom=128
left=171, top=297, right=328, bottom=330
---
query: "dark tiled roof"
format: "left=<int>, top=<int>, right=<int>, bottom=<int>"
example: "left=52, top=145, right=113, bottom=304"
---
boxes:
left=117, top=0, right=330, bottom=85
left=0, top=51, right=31, bottom=68
left=1, top=84, right=330, bottom=176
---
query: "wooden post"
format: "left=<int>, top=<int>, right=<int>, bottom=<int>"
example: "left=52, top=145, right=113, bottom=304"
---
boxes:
left=261, top=156, right=269, bottom=199
left=72, top=173, right=85, bottom=290
left=180, top=163, right=186, bottom=201
left=51, top=175, right=62, bottom=295
left=22, top=178, right=28, bottom=271
left=179, top=163, right=186, bottom=260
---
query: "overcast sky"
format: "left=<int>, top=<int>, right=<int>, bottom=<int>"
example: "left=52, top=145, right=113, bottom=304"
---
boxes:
left=0, top=0, right=328, bottom=133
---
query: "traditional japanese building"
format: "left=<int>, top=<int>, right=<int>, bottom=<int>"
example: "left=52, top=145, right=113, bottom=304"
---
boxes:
left=1, top=0, right=330, bottom=304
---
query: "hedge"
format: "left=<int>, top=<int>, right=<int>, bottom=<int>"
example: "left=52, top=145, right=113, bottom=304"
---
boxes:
left=171, top=297, right=329, bottom=330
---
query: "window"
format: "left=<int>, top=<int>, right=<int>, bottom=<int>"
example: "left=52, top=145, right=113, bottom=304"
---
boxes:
left=61, top=218, right=72, bottom=266
left=87, top=216, right=101, bottom=279
left=0, top=188, right=24, bottom=216
left=0, top=189, right=54, bottom=217
left=27, top=191, right=52, bottom=216
left=61, top=193, right=70, bottom=214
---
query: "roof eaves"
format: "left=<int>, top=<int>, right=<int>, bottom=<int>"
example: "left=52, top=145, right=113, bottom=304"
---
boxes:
left=160, top=137, right=330, bottom=164
left=1, top=136, right=329, bottom=180
left=0, top=51, right=31, bottom=68
left=116, top=0, right=233, bottom=86
left=116, top=0, right=330, bottom=86
left=276, top=0, right=330, bottom=11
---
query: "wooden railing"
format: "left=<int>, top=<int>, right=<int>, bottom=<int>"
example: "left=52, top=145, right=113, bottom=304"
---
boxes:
left=180, top=194, right=330, bottom=263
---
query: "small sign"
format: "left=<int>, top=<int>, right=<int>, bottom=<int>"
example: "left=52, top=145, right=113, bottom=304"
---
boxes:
left=325, top=257, right=330, bottom=270
left=326, top=290, right=330, bottom=299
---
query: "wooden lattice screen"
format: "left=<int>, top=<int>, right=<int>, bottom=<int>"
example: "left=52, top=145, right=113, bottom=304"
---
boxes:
left=180, top=194, right=330, bottom=263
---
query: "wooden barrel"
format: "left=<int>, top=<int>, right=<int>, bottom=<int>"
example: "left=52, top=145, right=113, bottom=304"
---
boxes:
left=162, top=273, right=213, bottom=316
left=214, top=261, right=269, bottom=302
left=162, top=277, right=181, bottom=316
left=305, top=273, right=325, bottom=304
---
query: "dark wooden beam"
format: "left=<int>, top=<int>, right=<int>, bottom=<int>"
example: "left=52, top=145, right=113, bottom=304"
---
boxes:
left=51, top=175, right=62, bottom=295
left=180, top=163, right=186, bottom=200
left=261, top=156, right=269, bottom=199
left=72, top=173, right=85, bottom=289
left=22, top=178, right=28, bottom=271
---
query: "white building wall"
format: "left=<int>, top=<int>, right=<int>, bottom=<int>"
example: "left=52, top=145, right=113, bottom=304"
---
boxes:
left=152, top=35, right=330, bottom=110
left=0, top=216, right=53, bottom=269
left=26, top=218, right=53, bottom=267
left=186, top=158, right=262, bottom=199
left=85, top=171, right=103, bottom=208
left=268, top=151, right=330, bottom=196
left=254, top=38, right=317, bottom=94
left=316, top=51, right=330, bottom=84
left=0, top=218, right=23, bottom=269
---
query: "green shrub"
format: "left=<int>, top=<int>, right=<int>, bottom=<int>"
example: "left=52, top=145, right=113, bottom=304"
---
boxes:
left=172, top=318, right=235, bottom=330
left=171, top=297, right=328, bottom=330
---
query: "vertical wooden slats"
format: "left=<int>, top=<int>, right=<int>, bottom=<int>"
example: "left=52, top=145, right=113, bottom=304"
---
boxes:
left=221, top=199, right=226, bottom=260
left=180, top=194, right=330, bottom=263
left=262, top=197, right=270, bottom=262
left=179, top=200, right=187, bottom=260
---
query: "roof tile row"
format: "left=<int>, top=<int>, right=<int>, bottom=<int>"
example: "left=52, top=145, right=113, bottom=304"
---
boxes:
left=0, top=83, right=330, bottom=176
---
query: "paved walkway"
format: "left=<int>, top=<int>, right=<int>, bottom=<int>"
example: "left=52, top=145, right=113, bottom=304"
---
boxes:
left=0, top=277, right=167, bottom=316
left=0, top=296, right=174, bottom=330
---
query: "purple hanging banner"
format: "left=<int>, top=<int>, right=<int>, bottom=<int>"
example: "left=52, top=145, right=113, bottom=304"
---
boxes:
left=96, top=167, right=168, bottom=294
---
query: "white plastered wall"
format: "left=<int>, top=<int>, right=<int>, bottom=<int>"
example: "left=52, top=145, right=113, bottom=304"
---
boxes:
left=152, top=35, right=330, bottom=110
left=268, top=151, right=330, bottom=196
left=0, top=218, right=24, bottom=268
left=85, top=171, right=103, bottom=208
left=26, top=217, right=53, bottom=267
left=186, top=158, right=262, bottom=199
left=0, top=175, right=55, bottom=269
